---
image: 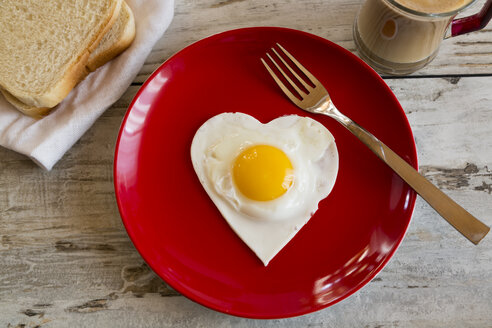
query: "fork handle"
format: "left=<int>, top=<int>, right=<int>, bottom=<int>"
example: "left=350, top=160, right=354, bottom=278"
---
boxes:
left=335, top=115, right=490, bottom=244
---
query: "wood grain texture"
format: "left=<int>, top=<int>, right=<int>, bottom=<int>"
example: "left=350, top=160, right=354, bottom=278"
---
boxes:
left=1, top=0, right=492, bottom=326
left=136, top=0, right=492, bottom=83
left=1, top=76, right=491, bottom=327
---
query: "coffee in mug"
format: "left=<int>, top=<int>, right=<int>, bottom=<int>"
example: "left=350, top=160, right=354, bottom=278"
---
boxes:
left=353, top=0, right=489, bottom=75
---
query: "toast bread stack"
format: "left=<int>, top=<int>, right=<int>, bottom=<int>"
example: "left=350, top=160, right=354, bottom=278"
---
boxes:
left=0, top=0, right=136, bottom=117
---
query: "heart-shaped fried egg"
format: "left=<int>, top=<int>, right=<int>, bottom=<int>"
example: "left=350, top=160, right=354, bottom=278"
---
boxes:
left=191, top=113, right=338, bottom=265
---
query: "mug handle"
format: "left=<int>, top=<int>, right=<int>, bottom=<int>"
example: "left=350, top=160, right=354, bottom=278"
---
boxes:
left=451, top=0, right=492, bottom=36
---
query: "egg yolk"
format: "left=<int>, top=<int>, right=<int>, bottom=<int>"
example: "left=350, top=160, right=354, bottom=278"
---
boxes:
left=233, top=145, right=294, bottom=201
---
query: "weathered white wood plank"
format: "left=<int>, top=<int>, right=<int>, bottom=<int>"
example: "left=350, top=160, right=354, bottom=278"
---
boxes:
left=0, top=75, right=491, bottom=327
left=387, top=76, right=492, bottom=167
left=136, top=0, right=492, bottom=83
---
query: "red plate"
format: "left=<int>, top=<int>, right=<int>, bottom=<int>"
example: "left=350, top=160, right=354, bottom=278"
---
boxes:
left=114, top=27, right=417, bottom=319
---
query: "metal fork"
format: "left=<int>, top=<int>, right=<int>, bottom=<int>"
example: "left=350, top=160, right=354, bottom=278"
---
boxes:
left=262, top=43, right=489, bottom=245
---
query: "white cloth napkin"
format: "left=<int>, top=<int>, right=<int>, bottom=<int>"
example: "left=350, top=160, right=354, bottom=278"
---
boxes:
left=0, top=0, right=174, bottom=170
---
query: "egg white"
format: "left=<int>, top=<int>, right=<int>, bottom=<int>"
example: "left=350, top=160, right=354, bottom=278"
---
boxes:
left=191, top=113, right=339, bottom=265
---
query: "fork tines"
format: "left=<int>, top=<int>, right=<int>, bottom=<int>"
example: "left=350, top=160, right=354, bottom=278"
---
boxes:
left=261, top=43, right=320, bottom=104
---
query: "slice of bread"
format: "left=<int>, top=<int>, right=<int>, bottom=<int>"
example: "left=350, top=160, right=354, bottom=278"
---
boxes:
left=1, top=1, right=135, bottom=117
left=0, top=0, right=123, bottom=109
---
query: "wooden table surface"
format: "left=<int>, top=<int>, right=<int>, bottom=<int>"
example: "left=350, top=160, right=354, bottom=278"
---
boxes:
left=1, top=0, right=492, bottom=327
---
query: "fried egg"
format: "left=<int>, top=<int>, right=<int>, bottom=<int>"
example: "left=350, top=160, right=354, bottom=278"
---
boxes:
left=190, top=113, right=338, bottom=265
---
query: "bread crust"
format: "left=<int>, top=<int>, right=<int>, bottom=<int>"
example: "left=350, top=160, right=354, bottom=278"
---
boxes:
left=0, top=88, right=52, bottom=117
left=87, top=2, right=136, bottom=72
